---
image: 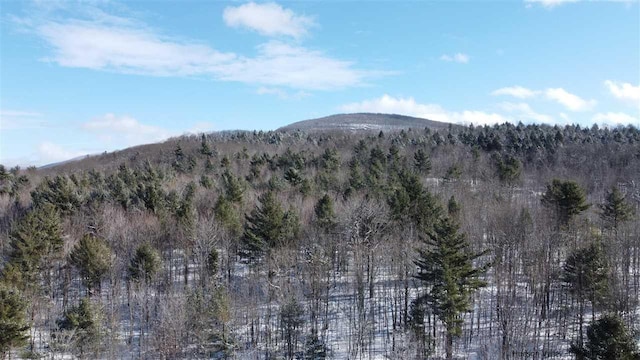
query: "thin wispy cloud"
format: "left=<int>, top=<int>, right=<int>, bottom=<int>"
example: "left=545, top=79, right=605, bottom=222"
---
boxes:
left=340, top=94, right=509, bottom=126
left=592, top=112, right=639, bottom=126
left=82, top=113, right=172, bottom=145
left=491, top=86, right=539, bottom=99
left=223, top=2, right=315, bottom=39
left=440, top=53, right=469, bottom=64
left=0, top=109, right=46, bottom=130
left=498, top=102, right=555, bottom=124
left=28, top=10, right=377, bottom=91
left=524, top=0, right=580, bottom=8
left=37, top=141, right=89, bottom=164
left=492, top=86, right=597, bottom=112
left=545, top=88, right=597, bottom=112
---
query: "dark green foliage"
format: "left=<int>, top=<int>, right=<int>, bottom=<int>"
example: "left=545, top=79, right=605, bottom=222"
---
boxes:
left=346, top=161, right=365, bottom=194
left=447, top=195, right=461, bottom=221
left=284, top=167, right=303, bottom=186
left=31, top=175, right=83, bottom=214
left=242, top=191, right=299, bottom=260
left=493, top=154, right=522, bottom=185
left=207, top=248, right=219, bottom=275
left=0, top=165, right=29, bottom=198
left=128, top=244, right=161, bottom=283
left=388, top=171, right=442, bottom=231
left=571, top=314, right=640, bottom=360
left=0, top=286, right=30, bottom=356
left=214, top=195, right=242, bottom=235
left=221, top=170, right=245, bottom=203
left=5, top=204, right=63, bottom=290
left=600, top=187, right=635, bottom=230
left=200, top=174, right=213, bottom=189
left=563, top=242, right=609, bottom=308
left=314, top=194, right=336, bottom=231
left=319, top=148, right=340, bottom=172
left=414, top=216, right=490, bottom=359
left=541, top=179, right=590, bottom=226
left=413, top=149, right=431, bottom=174
left=69, top=235, right=112, bottom=294
left=200, top=134, right=213, bottom=156
left=444, top=164, right=462, bottom=181
left=56, top=297, right=102, bottom=356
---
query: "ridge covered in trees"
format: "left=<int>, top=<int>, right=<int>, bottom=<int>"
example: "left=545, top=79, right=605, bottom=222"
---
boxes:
left=0, top=120, right=639, bottom=359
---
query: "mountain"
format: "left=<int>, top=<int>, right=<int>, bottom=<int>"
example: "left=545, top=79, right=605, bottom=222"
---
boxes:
left=278, top=113, right=455, bottom=132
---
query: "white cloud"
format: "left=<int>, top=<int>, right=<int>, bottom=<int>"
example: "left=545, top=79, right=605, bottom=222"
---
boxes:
left=604, top=80, right=640, bottom=103
left=545, top=88, right=596, bottom=112
left=223, top=2, right=315, bottom=38
left=491, top=86, right=539, bottom=99
left=340, top=94, right=509, bottom=125
left=34, top=20, right=373, bottom=90
left=524, top=0, right=580, bottom=8
left=440, top=53, right=469, bottom=64
left=257, top=86, right=310, bottom=99
left=592, top=112, right=639, bottom=126
left=82, top=113, right=172, bottom=145
left=0, top=110, right=45, bottom=130
left=498, top=102, right=555, bottom=124
left=37, top=142, right=89, bottom=163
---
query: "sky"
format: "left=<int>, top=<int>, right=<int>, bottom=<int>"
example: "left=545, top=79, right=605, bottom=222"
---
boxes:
left=0, top=0, right=638, bottom=166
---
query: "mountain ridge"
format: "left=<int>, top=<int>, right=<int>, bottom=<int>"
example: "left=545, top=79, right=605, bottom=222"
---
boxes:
left=278, top=113, right=456, bottom=132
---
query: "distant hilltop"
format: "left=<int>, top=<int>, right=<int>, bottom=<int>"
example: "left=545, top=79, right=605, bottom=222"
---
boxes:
left=278, top=113, right=457, bottom=132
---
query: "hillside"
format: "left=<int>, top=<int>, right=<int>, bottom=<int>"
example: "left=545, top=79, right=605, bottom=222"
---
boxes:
left=278, top=113, right=456, bottom=132
left=1, top=122, right=639, bottom=359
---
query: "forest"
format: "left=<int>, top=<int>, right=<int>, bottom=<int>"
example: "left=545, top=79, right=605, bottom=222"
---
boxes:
left=1, top=120, right=639, bottom=359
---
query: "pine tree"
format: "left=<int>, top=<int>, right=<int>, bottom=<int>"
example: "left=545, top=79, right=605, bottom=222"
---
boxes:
left=541, top=179, right=590, bottom=227
left=571, top=314, right=640, bottom=360
left=242, top=191, right=299, bottom=260
left=599, top=187, right=635, bottom=231
left=0, top=286, right=30, bottom=357
left=56, top=297, right=103, bottom=357
left=314, top=194, right=336, bottom=231
left=200, top=134, right=213, bottom=156
left=562, top=242, right=609, bottom=348
left=413, top=149, right=432, bottom=174
left=5, top=204, right=63, bottom=291
left=69, top=234, right=113, bottom=295
left=414, top=216, right=491, bottom=360
left=128, top=244, right=161, bottom=283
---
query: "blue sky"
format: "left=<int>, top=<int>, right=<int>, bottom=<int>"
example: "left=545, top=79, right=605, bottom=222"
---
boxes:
left=0, top=0, right=638, bottom=166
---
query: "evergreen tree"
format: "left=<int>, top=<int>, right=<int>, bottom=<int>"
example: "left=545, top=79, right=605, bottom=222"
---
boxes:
left=494, top=154, right=522, bottom=185
left=221, top=170, right=245, bottom=203
left=563, top=242, right=610, bottom=348
left=69, top=234, right=113, bottom=295
left=5, top=204, right=63, bottom=290
left=128, top=243, right=161, bottom=283
left=541, top=179, right=590, bottom=227
left=413, top=149, right=432, bottom=174
left=414, top=216, right=491, bottom=360
left=242, top=191, right=299, bottom=260
left=56, top=297, right=103, bottom=357
left=314, top=194, right=336, bottom=231
left=599, top=187, right=635, bottom=231
left=200, top=134, right=213, bottom=156
left=0, top=286, right=29, bottom=357
left=571, top=314, right=640, bottom=360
